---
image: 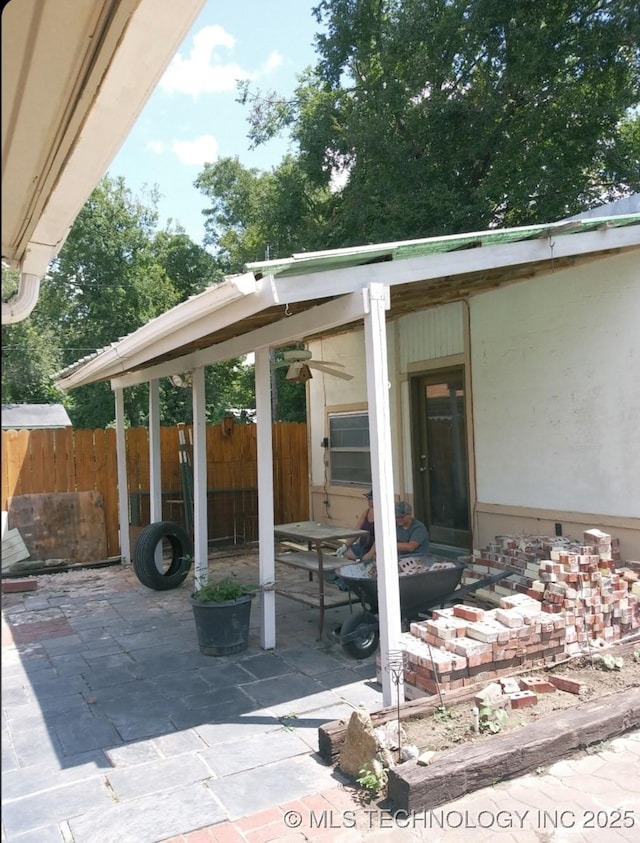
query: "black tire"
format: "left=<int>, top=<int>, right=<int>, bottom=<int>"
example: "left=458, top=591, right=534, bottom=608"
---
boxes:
left=340, top=611, right=379, bottom=660
left=133, top=521, right=193, bottom=590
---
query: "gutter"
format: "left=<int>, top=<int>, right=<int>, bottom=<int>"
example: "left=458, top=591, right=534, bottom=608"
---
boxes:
left=55, top=272, right=262, bottom=391
left=1, top=273, right=42, bottom=324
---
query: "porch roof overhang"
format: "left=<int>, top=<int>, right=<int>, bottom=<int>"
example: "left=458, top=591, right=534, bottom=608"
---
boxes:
left=2, top=0, right=207, bottom=323
left=55, top=213, right=640, bottom=393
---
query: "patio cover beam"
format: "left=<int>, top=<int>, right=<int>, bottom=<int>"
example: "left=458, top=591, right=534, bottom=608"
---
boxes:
left=55, top=272, right=264, bottom=391
left=110, top=291, right=367, bottom=390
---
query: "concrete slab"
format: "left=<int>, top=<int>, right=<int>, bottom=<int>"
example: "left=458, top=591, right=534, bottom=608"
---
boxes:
left=4, top=553, right=637, bottom=843
left=2, top=750, right=107, bottom=800
left=106, top=754, right=212, bottom=801
left=1, top=777, right=113, bottom=838
left=199, top=728, right=311, bottom=776
left=67, top=783, right=227, bottom=843
left=278, top=646, right=347, bottom=676
left=207, top=753, right=344, bottom=820
left=52, top=713, right=122, bottom=756
left=240, top=673, right=329, bottom=710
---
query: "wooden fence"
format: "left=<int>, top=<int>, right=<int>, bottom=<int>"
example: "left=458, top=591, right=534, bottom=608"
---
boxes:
left=1, top=422, right=309, bottom=558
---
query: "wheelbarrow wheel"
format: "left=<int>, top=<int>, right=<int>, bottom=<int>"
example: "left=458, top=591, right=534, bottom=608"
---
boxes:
left=133, top=521, right=193, bottom=590
left=340, top=611, right=379, bottom=660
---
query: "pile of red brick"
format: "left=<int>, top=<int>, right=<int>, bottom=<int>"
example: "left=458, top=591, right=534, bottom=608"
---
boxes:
left=472, top=671, right=584, bottom=715
left=526, top=529, right=640, bottom=653
left=461, top=530, right=624, bottom=605
left=392, top=595, right=566, bottom=697
left=389, top=529, right=640, bottom=698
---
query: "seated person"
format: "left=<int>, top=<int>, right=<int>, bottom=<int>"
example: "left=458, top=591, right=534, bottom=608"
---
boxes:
left=340, top=500, right=429, bottom=569
left=330, top=490, right=375, bottom=591
left=343, top=490, right=375, bottom=562
left=394, top=501, right=430, bottom=557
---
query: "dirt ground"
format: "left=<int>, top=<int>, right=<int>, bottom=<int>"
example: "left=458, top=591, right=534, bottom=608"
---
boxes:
left=400, top=646, right=640, bottom=754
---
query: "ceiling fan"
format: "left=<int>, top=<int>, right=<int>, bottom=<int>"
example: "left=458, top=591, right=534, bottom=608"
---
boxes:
left=169, top=372, right=193, bottom=388
left=273, top=350, right=353, bottom=382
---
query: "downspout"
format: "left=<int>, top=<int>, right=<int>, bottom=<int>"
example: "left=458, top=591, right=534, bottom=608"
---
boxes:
left=1, top=272, right=42, bottom=324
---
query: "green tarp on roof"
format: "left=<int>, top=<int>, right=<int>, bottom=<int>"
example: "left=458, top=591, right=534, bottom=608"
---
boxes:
left=247, top=214, right=640, bottom=279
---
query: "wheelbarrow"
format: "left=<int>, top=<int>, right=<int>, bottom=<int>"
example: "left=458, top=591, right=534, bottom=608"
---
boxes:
left=334, top=557, right=515, bottom=659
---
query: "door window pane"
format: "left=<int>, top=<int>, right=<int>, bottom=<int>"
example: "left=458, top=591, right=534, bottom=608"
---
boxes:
left=425, top=375, right=469, bottom=531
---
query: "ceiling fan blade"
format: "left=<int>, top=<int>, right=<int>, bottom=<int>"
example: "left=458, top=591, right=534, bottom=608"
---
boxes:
left=313, top=359, right=346, bottom=368
left=307, top=361, right=353, bottom=380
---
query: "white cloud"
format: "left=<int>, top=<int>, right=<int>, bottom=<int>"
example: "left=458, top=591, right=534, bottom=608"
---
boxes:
left=171, top=135, right=219, bottom=166
left=262, top=51, right=284, bottom=75
left=160, top=25, right=283, bottom=98
left=146, top=140, right=165, bottom=155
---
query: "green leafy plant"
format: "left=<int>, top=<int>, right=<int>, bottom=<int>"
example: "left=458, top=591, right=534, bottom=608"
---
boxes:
left=357, top=762, right=388, bottom=796
left=433, top=705, right=454, bottom=722
left=192, top=577, right=257, bottom=603
left=280, top=712, right=299, bottom=732
left=478, top=703, right=509, bottom=734
left=593, top=654, right=624, bottom=671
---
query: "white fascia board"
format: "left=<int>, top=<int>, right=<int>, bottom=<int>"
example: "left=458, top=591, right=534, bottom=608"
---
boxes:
left=56, top=273, right=261, bottom=391
left=111, top=290, right=370, bottom=389
left=110, top=278, right=275, bottom=374
left=272, top=225, right=640, bottom=304
left=24, top=0, right=207, bottom=277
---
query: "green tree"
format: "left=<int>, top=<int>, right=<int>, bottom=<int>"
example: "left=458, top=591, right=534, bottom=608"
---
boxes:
left=194, top=154, right=332, bottom=266
left=3, top=177, right=258, bottom=427
left=40, top=176, right=180, bottom=427
left=152, top=226, right=223, bottom=299
left=1, top=266, right=67, bottom=405
left=242, top=0, right=640, bottom=242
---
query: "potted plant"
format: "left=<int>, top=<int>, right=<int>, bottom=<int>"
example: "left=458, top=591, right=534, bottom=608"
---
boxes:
left=190, top=577, right=258, bottom=656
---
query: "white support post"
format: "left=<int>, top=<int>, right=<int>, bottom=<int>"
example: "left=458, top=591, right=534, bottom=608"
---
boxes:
left=363, top=282, right=403, bottom=707
left=255, top=347, right=276, bottom=650
left=191, top=366, right=208, bottom=589
left=149, top=380, right=162, bottom=523
left=114, top=387, right=131, bottom=564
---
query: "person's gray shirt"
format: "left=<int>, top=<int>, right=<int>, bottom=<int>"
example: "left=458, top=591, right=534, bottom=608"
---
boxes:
left=397, top=518, right=430, bottom=556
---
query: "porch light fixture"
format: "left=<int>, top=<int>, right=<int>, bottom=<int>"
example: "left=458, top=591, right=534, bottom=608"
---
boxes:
left=286, top=362, right=313, bottom=383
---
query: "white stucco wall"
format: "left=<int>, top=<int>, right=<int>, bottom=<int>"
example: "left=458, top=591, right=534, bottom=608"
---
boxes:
left=471, top=250, right=640, bottom=517
left=307, top=301, right=464, bottom=499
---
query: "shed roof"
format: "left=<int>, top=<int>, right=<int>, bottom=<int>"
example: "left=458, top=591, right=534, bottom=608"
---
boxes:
left=55, top=212, right=640, bottom=393
left=2, top=403, right=72, bottom=429
left=246, top=214, right=639, bottom=278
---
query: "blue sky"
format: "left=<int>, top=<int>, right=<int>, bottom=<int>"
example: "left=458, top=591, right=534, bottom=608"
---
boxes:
left=108, top=1, right=322, bottom=246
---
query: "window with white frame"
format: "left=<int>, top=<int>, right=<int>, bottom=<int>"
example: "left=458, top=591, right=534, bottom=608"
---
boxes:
left=328, top=412, right=371, bottom=486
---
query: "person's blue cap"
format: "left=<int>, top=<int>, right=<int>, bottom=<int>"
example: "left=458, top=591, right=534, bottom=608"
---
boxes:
left=395, top=501, right=412, bottom=517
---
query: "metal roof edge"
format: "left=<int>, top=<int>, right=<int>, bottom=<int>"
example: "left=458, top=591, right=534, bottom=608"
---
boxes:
left=246, top=214, right=640, bottom=279
left=54, top=272, right=260, bottom=391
